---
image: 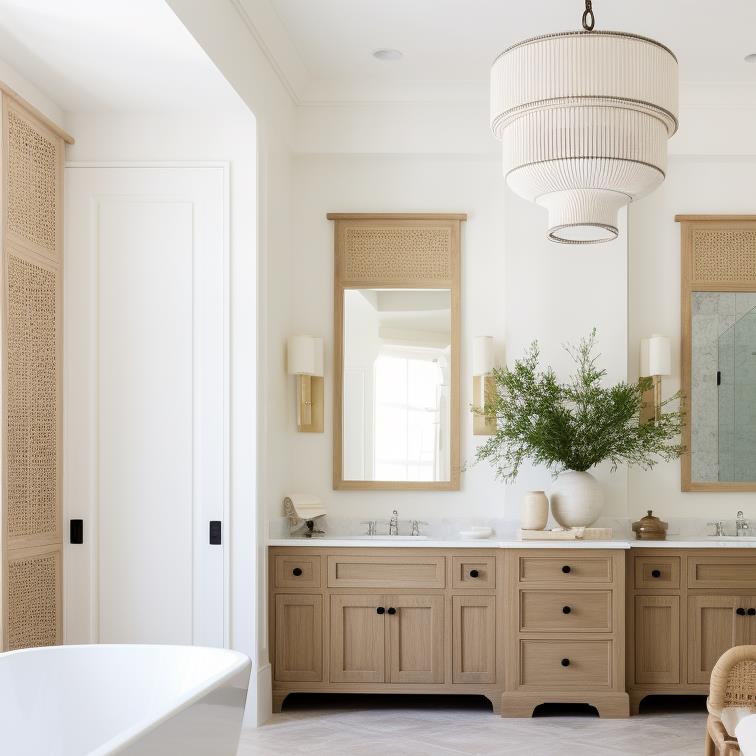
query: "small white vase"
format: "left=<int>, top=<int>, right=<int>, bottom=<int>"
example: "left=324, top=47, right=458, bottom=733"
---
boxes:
left=521, top=491, right=549, bottom=530
left=549, top=470, right=603, bottom=528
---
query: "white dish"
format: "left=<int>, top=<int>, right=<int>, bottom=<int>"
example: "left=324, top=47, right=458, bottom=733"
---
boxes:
left=460, top=528, right=493, bottom=540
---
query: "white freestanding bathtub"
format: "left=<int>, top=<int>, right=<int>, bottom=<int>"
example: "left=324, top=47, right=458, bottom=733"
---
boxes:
left=0, top=644, right=251, bottom=756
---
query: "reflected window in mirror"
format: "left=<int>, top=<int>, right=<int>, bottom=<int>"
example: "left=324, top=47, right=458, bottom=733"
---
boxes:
left=343, top=288, right=451, bottom=483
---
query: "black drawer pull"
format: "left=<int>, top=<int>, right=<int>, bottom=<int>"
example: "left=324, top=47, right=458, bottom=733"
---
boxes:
left=749, top=608, right=756, bottom=616
left=292, top=567, right=303, bottom=576
left=469, top=569, right=479, bottom=578
left=376, top=607, right=385, bottom=615
left=737, top=608, right=746, bottom=616
left=651, top=569, right=661, bottom=578
left=561, top=565, right=571, bottom=574
left=562, top=606, right=571, bottom=614
left=387, top=607, right=397, bottom=615
left=561, top=658, right=570, bottom=667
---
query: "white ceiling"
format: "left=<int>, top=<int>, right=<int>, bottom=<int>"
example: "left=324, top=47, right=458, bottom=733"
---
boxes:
left=262, top=0, right=756, bottom=101
left=0, top=0, right=244, bottom=112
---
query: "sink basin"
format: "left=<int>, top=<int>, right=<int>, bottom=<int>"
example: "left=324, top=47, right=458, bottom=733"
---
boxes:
left=707, top=536, right=756, bottom=541
left=336, top=535, right=430, bottom=541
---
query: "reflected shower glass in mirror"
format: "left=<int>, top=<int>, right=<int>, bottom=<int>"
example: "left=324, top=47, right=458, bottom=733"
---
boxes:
left=691, top=291, right=756, bottom=482
left=342, top=288, right=452, bottom=482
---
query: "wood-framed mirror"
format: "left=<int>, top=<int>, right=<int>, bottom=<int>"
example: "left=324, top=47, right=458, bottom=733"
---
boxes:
left=328, top=213, right=465, bottom=491
left=679, top=214, right=756, bottom=491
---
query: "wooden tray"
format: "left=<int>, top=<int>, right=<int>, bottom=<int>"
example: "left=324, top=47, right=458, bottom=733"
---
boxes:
left=519, top=527, right=613, bottom=541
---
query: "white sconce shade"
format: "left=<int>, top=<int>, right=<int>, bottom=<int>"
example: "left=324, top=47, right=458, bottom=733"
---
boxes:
left=639, top=333, right=671, bottom=425
left=640, top=334, right=671, bottom=377
left=473, top=336, right=495, bottom=377
left=287, top=336, right=324, bottom=377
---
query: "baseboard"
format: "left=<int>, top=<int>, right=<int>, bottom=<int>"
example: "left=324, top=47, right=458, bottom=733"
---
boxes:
left=245, top=662, right=272, bottom=727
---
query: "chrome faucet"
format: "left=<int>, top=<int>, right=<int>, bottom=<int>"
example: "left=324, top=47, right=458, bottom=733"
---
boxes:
left=389, top=509, right=399, bottom=536
left=736, top=511, right=750, bottom=537
left=708, top=520, right=725, bottom=537
left=410, top=519, right=429, bottom=537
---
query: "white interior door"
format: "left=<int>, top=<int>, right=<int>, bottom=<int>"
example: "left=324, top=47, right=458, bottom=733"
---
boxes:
left=64, top=164, right=228, bottom=647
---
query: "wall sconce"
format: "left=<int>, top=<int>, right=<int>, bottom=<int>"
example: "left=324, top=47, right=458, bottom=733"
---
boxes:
left=640, top=334, right=671, bottom=423
left=287, top=335, right=324, bottom=433
left=473, top=336, right=497, bottom=435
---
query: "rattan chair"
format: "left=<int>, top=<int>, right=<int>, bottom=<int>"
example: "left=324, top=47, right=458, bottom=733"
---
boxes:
left=706, top=645, right=756, bottom=756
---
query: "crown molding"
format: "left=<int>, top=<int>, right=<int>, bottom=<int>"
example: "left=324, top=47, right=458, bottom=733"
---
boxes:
left=297, top=77, right=756, bottom=110
left=229, top=0, right=308, bottom=105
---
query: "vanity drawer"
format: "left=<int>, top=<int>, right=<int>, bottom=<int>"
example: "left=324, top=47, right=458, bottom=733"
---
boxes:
left=688, top=556, right=756, bottom=589
left=327, top=555, right=446, bottom=589
left=451, top=556, right=495, bottom=589
left=518, top=555, right=613, bottom=584
left=634, top=556, right=680, bottom=590
left=274, top=555, right=321, bottom=588
left=519, top=639, right=612, bottom=689
left=519, top=590, right=612, bottom=632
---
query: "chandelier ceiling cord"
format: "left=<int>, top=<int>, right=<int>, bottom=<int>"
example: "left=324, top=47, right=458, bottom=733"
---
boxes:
left=490, top=0, right=679, bottom=244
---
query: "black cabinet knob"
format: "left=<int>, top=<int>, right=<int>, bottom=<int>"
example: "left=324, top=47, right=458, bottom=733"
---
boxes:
left=387, top=607, right=397, bottom=615
left=376, top=607, right=385, bottom=615
left=562, top=565, right=571, bottom=574
left=292, top=567, right=303, bottom=577
left=749, top=609, right=756, bottom=616
left=562, top=606, right=572, bottom=614
left=651, top=569, right=661, bottom=578
left=469, top=569, right=479, bottom=578
left=737, top=607, right=746, bottom=616
left=561, top=658, right=570, bottom=667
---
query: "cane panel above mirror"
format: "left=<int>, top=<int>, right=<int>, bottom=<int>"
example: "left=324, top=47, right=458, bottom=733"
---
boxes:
left=328, top=213, right=465, bottom=491
left=679, top=215, right=756, bottom=491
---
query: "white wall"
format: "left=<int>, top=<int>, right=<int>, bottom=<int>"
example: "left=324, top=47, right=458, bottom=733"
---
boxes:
left=0, top=57, right=64, bottom=127
left=166, top=0, right=296, bottom=725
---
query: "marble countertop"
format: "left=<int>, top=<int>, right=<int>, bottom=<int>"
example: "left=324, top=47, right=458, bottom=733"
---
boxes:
left=267, top=536, right=756, bottom=549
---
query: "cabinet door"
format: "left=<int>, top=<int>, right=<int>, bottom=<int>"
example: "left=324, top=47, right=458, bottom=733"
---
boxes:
left=453, top=595, right=495, bottom=684
left=634, top=595, right=679, bottom=685
left=275, top=594, right=323, bottom=682
left=387, top=595, right=444, bottom=684
left=330, top=595, right=386, bottom=683
left=688, top=595, right=741, bottom=684
left=742, top=599, right=756, bottom=645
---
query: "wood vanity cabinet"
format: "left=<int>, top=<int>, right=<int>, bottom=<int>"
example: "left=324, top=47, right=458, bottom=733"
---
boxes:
left=271, top=545, right=756, bottom=717
left=627, top=549, right=756, bottom=713
left=269, top=547, right=502, bottom=713
left=501, top=549, right=629, bottom=718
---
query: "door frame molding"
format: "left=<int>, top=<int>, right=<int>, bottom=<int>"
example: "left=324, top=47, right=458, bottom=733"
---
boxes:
left=64, top=161, right=231, bottom=647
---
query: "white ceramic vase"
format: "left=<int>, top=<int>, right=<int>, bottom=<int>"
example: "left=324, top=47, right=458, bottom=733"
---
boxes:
left=548, top=470, right=603, bottom=528
left=521, top=491, right=549, bottom=530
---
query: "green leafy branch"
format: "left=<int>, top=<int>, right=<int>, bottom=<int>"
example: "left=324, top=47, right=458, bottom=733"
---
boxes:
left=472, top=330, right=684, bottom=483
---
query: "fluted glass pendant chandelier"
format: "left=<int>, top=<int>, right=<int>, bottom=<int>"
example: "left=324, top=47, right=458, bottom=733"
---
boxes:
left=490, top=0, right=678, bottom=243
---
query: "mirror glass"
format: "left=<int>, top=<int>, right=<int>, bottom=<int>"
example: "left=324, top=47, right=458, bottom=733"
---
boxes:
left=691, top=291, right=756, bottom=482
left=342, top=288, right=452, bottom=482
